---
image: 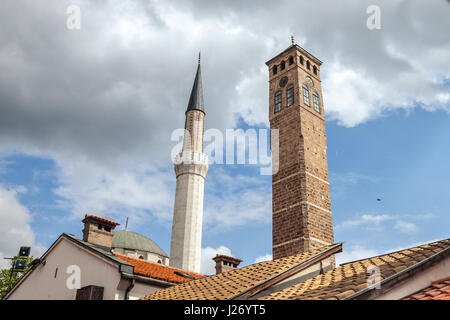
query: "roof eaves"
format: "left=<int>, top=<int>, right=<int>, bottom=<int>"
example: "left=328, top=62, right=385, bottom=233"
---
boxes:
left=265, top=44, right=323, bottom=66
left=230, top=242, right=343, bottom=300
left=343, top=244, right=450, bottom=300
left=121, top=272, right=175, bottom=288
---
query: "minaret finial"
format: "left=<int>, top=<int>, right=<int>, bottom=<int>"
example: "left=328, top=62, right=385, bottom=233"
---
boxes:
left=198, top=51, right=201, bottom=65
left=291, top=35, right=295, bottom=45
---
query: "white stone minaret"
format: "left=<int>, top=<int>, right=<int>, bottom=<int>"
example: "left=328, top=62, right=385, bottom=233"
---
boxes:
left=169, top=54, right=208, bottom=273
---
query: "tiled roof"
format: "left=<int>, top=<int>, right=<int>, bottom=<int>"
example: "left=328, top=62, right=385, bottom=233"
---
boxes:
left=113, top=253, right=204, bottom=284
left=260, top=238, right=450, bottom=300
left=140, top=244, right=340, bottom=300
left=82, top=214, right=120, bottom=226
left=403, top=276, right=450, bottom=300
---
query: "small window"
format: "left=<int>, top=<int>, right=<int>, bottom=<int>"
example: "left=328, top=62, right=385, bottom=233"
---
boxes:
left=302, top=85, right=310, bottom=106
left=157, top=260, right=162, bottom=264
left=281, top=60, right=285, bottom=70
left=299, top=56, right=304, bottom=65
left=273, top=65, right=278, bottom=75
left=104, top=226, right=111, bottom=232
left=274, top=91, right=282, bottom=112
left=288, top=56, right=294, bottom=65
left=313, top=65, right=317, bottom=75
left=286, top=85, right=294, bottom=106
left=306, top=61, right=310, bottom=70
left=97, top=224, right=103, bottom=230
left=313, top=92, right=320, bottom=113
left=138, top=256, right=144, bottom=260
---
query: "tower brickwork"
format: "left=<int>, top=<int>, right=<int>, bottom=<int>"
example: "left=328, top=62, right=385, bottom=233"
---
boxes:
left=266, top=44, right=334, bottom=260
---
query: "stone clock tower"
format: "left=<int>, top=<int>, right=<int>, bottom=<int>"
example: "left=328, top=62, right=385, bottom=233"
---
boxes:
left=266, top=42, right=334, bottom=260
left=170, top=55, right=208, bottom=273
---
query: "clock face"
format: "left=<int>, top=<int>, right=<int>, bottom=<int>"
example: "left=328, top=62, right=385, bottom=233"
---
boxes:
left=279, top=76, right=288, bottom=88
left=305, top=77, right=314, bottom=87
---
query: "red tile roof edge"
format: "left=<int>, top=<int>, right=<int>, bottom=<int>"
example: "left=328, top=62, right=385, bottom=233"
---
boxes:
left=403, top=276, right=450, bottom=300
left=82, top=214, right=120, bottom=226
left=213, top=254, right=243, bottom=263
left=113, top=252, right=204, bottom=284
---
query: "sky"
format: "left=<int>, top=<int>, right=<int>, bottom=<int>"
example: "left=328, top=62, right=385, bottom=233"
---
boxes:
left=0, top=0, right=449, bottom=274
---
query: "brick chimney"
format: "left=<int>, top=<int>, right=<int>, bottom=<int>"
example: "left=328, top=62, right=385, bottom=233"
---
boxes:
left=212, top=254, right=242, bottom=275
left=82, top=214, right=120, bottom=249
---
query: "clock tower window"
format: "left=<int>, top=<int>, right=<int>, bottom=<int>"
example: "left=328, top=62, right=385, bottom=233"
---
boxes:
left=302, top=84, right=310, bottom=106
left=274, top=91, right=282, bottom=113
left=286, top=85, right=294, bottom=106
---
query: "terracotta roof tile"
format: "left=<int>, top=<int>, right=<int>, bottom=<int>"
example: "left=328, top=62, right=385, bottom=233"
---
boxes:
left=140, top=244, right=338, bottom=300
left=213, top=254, right=243, bottom=263
left=113, top=253, right=204, bottom=284
left=403, top=276, right=450, bottom=300
left=261, top=238, right=449, bottom=300
left=82, top=214, right=120, bottom=226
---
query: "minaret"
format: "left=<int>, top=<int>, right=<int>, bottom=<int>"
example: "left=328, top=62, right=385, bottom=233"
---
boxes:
left=169, top=54, right=208, bottom=273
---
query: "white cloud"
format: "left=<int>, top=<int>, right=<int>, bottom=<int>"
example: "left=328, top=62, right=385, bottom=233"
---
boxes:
left=0, top=185, right=45, bottom=269
left=254, top=253, right=272, bottom=264
left=52, top=157, right=175, bottom=225
left=201, top=245, right=233, bottom=275
left=204, top=167, right=271, bottom=231
left=394, top=220, right=419, bottom=234
left=0, top=0, right=448, bottom=250
left=336, top=213, right=422, bottom=236
left=336, top=213, right=393, bottom=230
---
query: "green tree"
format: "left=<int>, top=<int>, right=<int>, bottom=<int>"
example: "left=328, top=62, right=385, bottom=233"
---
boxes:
left=0, top=256, right=34, bottom=299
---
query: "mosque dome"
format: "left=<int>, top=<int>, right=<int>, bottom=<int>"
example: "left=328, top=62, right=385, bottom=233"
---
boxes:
left=112, top=230, right=168, bottom=258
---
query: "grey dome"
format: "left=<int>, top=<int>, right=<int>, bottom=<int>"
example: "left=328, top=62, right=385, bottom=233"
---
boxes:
left=112, top=230, right=168, bottom=257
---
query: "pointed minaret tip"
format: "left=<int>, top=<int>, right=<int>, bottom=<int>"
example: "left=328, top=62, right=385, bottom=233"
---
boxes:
left=186, top=53, right=204, bottom=113
left=291, top=35, right=295, bottom=45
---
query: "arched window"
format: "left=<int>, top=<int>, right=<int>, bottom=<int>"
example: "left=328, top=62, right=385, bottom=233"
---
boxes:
left=273, top=65, right=278, bottom=75
left=306, top=61, right=311, bottom=70
left=286, top=85, right=294, bottom=106
left=313, top=65, right=317, bottom=75
left=299, top=56, right=304, bottom=65
left=288, top=56, right=294, bottom=65
left=302, top=85, right=310, bottom=106
left=157, top=260, right=162, bottom=264
left=274, top=91, right=282, bottom=112
left=281, top=60, right=285, bottom=70
left=138, top=256, right=144, bottom=260
left=313, top=92, right=320, bottom=113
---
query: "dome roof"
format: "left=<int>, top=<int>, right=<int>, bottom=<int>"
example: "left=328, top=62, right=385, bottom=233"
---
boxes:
left=112, top=230, right=168, bottom=258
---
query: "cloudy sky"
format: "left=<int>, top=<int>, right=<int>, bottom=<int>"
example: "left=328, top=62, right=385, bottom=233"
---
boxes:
left=0, top=0, right=449, bottom=274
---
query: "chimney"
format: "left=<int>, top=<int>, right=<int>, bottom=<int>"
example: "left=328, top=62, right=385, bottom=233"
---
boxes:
left=212, top=254, right=242, bottom=275
left=82, top=214, right=120, bottom=249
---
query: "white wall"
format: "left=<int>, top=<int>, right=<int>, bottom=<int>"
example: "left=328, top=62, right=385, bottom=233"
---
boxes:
left=7, top=237, right=122, bottom=300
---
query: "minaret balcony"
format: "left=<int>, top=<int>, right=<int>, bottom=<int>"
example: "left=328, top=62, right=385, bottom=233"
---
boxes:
left=174, top=150, right=209, bottom=166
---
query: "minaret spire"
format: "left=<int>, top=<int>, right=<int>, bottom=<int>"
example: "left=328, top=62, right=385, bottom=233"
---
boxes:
left=186, top=53, right=204, bottom=113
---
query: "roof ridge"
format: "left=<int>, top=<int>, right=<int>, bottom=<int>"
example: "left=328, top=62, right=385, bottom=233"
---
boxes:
left=340, top=238, right=450, bottom=266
